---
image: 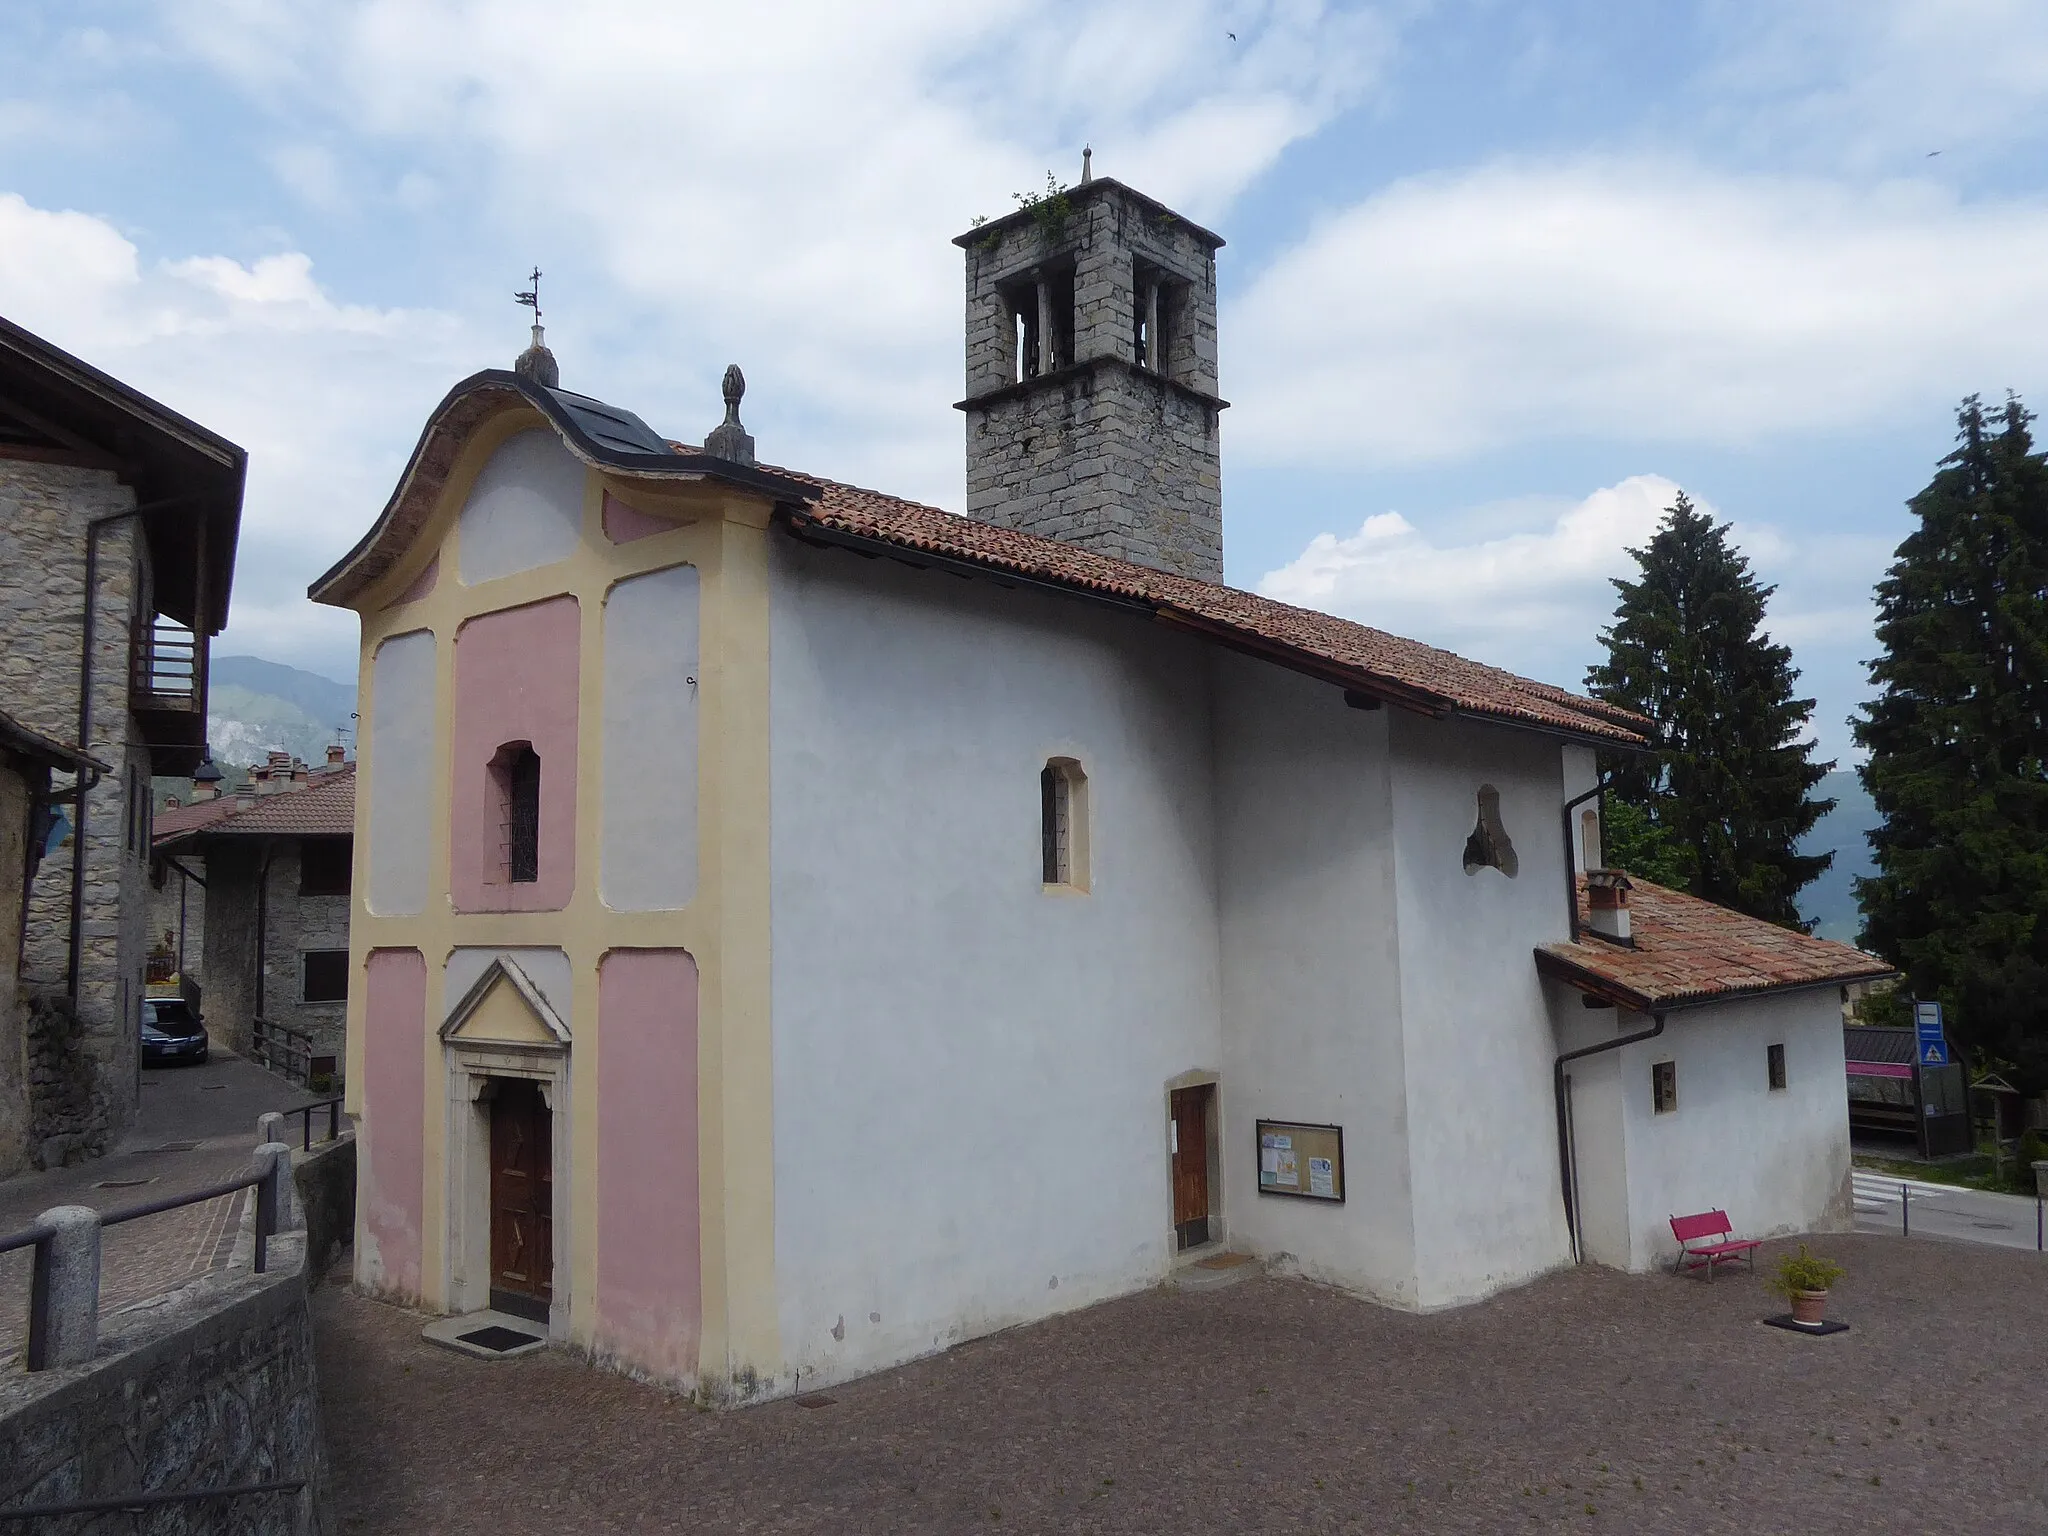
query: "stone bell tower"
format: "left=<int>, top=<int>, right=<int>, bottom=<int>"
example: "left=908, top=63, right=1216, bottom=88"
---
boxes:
left=954, top=155, right=1226, bottom=581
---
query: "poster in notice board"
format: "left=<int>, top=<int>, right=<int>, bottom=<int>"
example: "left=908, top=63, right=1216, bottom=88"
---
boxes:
left=1256, top=1120, right=1344, bottom=1202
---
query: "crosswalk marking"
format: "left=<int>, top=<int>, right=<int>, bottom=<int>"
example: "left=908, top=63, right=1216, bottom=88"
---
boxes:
left=1852, top=1170, right=1964, bottom=1211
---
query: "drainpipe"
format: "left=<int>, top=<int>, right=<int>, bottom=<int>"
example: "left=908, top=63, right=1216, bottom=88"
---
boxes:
left=253, top=840, right=277, bottom=1042
left=1559, top=774, right=1612, bottom=945
left=1555, top=1010, right=1666, bottom=1263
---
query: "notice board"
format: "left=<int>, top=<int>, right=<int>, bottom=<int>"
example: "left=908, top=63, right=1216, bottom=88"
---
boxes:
left=1256, top=1120, right=1345, bottom=1202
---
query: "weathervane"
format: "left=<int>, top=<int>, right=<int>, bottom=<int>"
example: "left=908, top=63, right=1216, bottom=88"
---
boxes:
left=514, top=267, right=543, bottom=323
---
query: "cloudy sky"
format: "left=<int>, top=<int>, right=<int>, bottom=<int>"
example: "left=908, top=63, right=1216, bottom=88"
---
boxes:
left=6, top=0, right=2047, bottom=763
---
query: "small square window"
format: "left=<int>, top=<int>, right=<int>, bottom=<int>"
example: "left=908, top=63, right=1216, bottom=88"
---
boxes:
left=1767, top=1042, right=1787, bottom=1091
left=302, top=950, right=349, bottom=1004
left=299, top=838, right=352, bottom=897
left=1652, top=1059, right=1677, bottom=1114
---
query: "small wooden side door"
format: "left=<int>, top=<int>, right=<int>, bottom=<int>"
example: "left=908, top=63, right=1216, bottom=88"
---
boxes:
left=489, top=1078, right=554, bottom=1319
left=1169, top=1085, right=1212, bottom=1250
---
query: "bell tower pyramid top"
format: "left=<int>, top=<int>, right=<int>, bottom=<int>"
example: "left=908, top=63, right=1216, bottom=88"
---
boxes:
left=953, top=164, right=1227, bottom=582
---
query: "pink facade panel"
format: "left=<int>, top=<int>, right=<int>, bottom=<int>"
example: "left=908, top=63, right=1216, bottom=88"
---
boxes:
left=362, top=948, right=426, bottom=1300
left=601, top=491, right=673, bottom=545
left=596, top=948, right=701, bottom=1382
left=451, top=595, right=581, bottom=911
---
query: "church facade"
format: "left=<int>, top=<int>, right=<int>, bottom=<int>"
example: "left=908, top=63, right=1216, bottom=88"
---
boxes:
left=314, top=172, right=1891, bottom=1402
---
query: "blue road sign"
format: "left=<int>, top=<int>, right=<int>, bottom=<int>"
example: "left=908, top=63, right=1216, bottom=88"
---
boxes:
left=1914, top=1000, right=1949, bottom=1067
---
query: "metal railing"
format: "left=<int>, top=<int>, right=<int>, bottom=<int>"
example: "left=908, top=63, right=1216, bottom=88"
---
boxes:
left=0, top=1143, right=293, bottom=1371
left=251, top=1014, right=315, bottom=1087
left=129, top=614, right=204, bottom=711
left=272, top=1096, right=345, bottom=1153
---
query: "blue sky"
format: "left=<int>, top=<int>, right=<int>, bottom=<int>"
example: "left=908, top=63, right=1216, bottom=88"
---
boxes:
left=5, top=0, right=2048, bottom=765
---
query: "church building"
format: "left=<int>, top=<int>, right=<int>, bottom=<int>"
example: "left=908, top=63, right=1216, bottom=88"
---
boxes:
left=312, top=167, right=1891, bottom=1401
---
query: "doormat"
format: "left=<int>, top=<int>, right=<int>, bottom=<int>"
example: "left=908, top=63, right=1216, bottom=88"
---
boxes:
left=149, top=1142, right=200, bottom=1153
left=1762, top=1314, right=1849, bottom=1336
left=795, top=1395, right=838, bottom=1410
left=1196, top=1252, right=1255, bottom=1270
left=93, top=1177, right=154, bottom=1190
left=456, top=1325, right=544, bottom=1354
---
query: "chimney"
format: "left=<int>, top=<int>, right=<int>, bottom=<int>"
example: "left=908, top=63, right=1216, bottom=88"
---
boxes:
left=164, top=794, right=181, bottom=809
left=1585, top=869, right=1633, bottom=946
left=326, top=744, right=347, bottom=767
left=291, top=760, right=310, bottom=787
left=190, top=753, right=222, bottom=801
left=235, top=779, right=257, bottom=808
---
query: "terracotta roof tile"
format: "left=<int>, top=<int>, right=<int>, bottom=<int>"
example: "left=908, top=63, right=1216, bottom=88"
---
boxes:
left=1535, top=877, right=1894, bottom=1012
left=770, top=469, right=1648, bottom=747
left=151, top=795, right=245, bottom=839
left=153, top=768, right=355, bottom=843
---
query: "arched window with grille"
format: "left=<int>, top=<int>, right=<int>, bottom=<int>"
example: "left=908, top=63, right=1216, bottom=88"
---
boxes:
left=491, top=741, right=542, bottom=885
left=1040, top=757, right=1089, bottom=891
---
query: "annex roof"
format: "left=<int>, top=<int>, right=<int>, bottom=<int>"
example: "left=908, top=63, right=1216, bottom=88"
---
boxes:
left=315, top=371, right=1646, bottom=747
left=1842, top=1026, right=1915, bottom=1066
left=153, top=767, right=355, bottom=847
left=1535, top=877, right=1895, bottom=1013
left=0, top=708, right=106, bottom=776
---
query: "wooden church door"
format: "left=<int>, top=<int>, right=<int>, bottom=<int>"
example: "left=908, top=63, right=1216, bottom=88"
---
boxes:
left=1170, top=1085, right=1213, bottom=1250
left=489, top=1078, right=554, bottom=1321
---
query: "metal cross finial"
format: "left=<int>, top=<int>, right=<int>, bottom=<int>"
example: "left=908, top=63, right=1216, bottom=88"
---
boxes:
left=514, top=267, right=543, bottom=323
left=1081, top=145, right=1093, bottom=184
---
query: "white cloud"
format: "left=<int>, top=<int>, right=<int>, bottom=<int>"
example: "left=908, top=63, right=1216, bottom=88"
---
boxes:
left=0, top=192, right=467, bottom=679
left=1227, top=159, right=2048, bottom=468
left=153, top=0, right=1397, bottom=505
left=1258, top=474, right=1682, bottom=673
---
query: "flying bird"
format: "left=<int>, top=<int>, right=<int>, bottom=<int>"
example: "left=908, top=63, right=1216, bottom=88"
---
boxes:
left=1228, top=31, right=1236, bottom=40
left=1926, top=150, right=1942, bottom=157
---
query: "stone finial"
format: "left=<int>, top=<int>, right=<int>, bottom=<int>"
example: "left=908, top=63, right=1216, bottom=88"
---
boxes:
left=1081, top=145, right=1093, bottom=184
left=31, top=1205, right=101, bottom=1368
left=704, top=363, right=756, bottom=466
left=515, top=322, right=560, bottom=389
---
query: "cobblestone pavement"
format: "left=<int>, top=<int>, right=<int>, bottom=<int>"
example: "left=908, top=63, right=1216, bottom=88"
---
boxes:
left=0, top=1046, right=341, bottom=1359
left=316, top=1232, right=2047, bottom=1535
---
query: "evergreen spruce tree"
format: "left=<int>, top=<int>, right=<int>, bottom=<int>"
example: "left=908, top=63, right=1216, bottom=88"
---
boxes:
left=1588, top=492, right=1835, bottom=924
left=1855, top=395, right=2048, bottom=1089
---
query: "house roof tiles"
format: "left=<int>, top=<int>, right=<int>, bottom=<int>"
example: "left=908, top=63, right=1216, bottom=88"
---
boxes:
left=153, top=767, right=355, bottom=846
left=1535, top=877, right=1895, bottom=1012
left=774, top=471, right=1649, bottom=747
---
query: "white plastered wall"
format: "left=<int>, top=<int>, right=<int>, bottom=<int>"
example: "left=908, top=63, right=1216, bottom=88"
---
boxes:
left=1212, top=658, right=1419, bottom=1304
left=1556, top=986, right=1854, bottom=1271
left=456, top=428, right=585, bottom=585
left=367, top=630, right=435, bottom=917
left=601, top=563, right=699, bottom=911
left=766, top=541, right=1224, bottom=1390
left=1388, top=711, right=1576, bottom=1306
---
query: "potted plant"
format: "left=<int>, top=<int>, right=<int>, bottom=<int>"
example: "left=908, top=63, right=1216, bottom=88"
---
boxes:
left=1769, top=1245, right=1846, bottom=1326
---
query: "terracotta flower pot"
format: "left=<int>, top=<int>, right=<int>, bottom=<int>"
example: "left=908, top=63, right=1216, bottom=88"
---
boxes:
left=1789, top=1289, right=1829, bottom=1326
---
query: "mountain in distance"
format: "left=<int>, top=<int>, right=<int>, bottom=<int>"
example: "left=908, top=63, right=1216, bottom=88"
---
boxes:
left=205, top=655, right=358, bottom=769
left=1797, top=769, right=1879, bottom=945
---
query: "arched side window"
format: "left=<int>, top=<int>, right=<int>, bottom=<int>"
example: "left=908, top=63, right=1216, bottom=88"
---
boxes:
left=1040, top=757, right=1089, bottom=892
left=1580, top=806, right=1603, bottom=870
left=490, top=741, right=542, bottom=885
left=1462, top=784, right=1519, bottom=878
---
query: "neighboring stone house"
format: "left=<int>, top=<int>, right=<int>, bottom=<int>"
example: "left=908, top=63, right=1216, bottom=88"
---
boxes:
left=0, top=710, right=105, bottom=1177
left=312, top=166, right=1892, bottom=1401
left=0, top=315, right=244, bottom=1166
left=151, top=749, right=354, bottom=1075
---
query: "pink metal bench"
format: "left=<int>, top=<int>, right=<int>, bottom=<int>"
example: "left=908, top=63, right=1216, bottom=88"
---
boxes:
left=1669, top=1210, right=1761, bottom=1281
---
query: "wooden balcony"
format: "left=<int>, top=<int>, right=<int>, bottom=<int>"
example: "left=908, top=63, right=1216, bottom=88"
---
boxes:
left=131, top=615, right=209, bottom=774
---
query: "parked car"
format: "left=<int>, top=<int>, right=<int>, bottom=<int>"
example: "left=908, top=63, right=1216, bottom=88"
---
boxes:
left=140, top=998, right=208, bottom=1066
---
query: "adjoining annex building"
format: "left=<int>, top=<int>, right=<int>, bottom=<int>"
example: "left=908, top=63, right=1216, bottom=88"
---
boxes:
left=314, top=168, right=1893, bottom=1402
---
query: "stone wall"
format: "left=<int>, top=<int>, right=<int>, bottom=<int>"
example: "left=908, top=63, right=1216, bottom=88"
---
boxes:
left=24, top=993, right=108, bottom=1169
left=200, top=840, right=263, bottom=1057
left=294, top=1133, right=357, bottom=1284
left=960, top=180, right=1225, bottom=581
left=0, top=1228, right=327, bottom=1533
left=200, top=838, right=351, bottom=1067
left=3, top=458, right=150, bottom=1152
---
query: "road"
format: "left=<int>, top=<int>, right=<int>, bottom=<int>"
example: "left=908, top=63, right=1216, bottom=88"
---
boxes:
left=0, top=1046, right=342, bottom=1359
left=1852, top=1168, right=2047, bottom=1253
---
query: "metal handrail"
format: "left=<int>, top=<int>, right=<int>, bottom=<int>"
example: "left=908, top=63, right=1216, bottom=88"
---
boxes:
left=277, top=1096, right=345, bottom=1152
left=0, top=1148, right=287, bottom=1370
left=0, top=1478, right=305, bottom=1520
left=251, top=1014, right=316, bottom=1088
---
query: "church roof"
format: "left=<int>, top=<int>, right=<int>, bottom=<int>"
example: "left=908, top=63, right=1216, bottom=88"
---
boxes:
left=313, top=370, right=1646, bottom=747
left=1534, top=877, right=1894, bottom=1013
left=773, top=470, right=1649, bottom=746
